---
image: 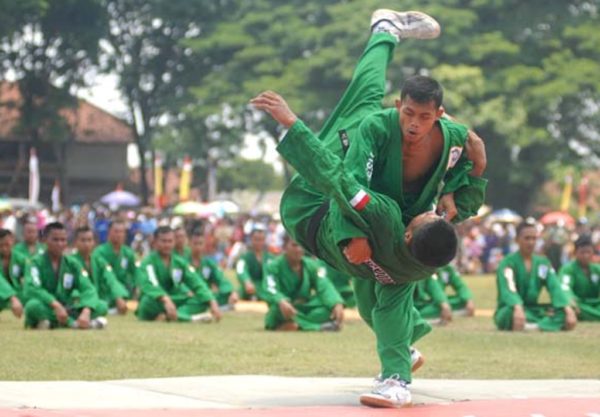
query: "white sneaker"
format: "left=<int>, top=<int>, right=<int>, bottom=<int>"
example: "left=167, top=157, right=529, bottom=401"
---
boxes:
left=360, top=377, right=412, bottom=408
left=371, top=9, right=441, bottom=40
left=91, top=317, right=108, bottom=329
left=191, top=312, right=213, bottom=323
left=36, top=320, right=51, bottom=330
left=410, top=347, right=425, bottom=372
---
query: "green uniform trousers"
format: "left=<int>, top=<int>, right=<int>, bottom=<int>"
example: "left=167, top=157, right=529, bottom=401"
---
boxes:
left=265, top=300, right=333, bottom=331
left=24, top=299, right=108, bottom=328
left=494, top=304, right=567, bottom=331
left=280, top=33, right=427, bottom=382
left=136, top=295, right=210, bottom=322
left=576, top=300, right=600, bottom=321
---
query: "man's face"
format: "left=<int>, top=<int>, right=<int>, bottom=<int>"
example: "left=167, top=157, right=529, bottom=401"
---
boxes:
left=250, top=231, right=266, bottom=251
left=517, top=226, right=537, bottom=256
left=190, top=235, right=205, bottom=257
left=174, top=229, right=187, bottom=250
left=396, top=96, right=443, bottom=144
left=575, top=245, right=594, bottom=268
left=75, top=231, right=95, bottom=256
left=23, top=223, right=38, bottom=244
left=0, top=235, right=14, bottom=258
left=155, top=231, right=175, bottom=257
left=46, top=229, right=68, bottom=258
left=108, top=224, right=126, bottom=245
left=284, top=239, right=304, bottom=264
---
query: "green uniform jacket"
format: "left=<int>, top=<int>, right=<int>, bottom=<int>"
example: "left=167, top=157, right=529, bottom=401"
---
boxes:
left=0, top=251, right=28, bottom=302
left=495, top=252, right=569, bottom=311
left=344, top=109, right=487, bottom=224
left=558, top=260, right=600, bottom=304
left=136, top=252, right=214, bottom=303
left=236, top=250, right=274, bottom=286
left=13, top=242, right=45, bottom=259
left=262, top=255, right=343, bottom=310
left=24, top=252, right=100, bottom=310
left=188, top=255, right=233, bottom=296
left=279, top=119, right=436, bottom=285
left=414, top=274, right=448, bottom=306
left=435, top=264, right=473, bottom=301
left=70, top=251, right=129, bottom=303
left=93, top=243, right=137, bottom=294
left=175, top=247, right=192, bottom=260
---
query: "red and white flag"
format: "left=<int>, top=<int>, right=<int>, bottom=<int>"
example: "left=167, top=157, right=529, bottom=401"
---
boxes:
left=28, top=148, right=40, bottom=205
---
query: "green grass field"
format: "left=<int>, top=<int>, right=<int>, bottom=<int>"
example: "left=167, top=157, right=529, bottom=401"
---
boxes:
left=1, top=274, right=599, bottom=381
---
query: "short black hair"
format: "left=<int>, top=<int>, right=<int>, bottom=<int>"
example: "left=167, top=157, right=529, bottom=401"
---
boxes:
left=250, top=227, right=266, bottom=237
left=108, top=220, right=126, bottom=230
left=43, top=222, right=65, bottom=237
left=409, top=219, right=457, bottom=267
left=74, top=225, right=93, bottom=239
left=574, top=234, right=593, bottom=250
left=400, top=75, right=443, bottom=108
left=0, top=228, right=13, bottom=239
left=516, top=221, right=536, bottom=237
left=154, top=225, right=173, bottom=238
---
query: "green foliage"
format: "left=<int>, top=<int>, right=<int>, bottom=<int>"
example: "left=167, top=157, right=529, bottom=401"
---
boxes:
left=217, top=157, right=283, bottom=192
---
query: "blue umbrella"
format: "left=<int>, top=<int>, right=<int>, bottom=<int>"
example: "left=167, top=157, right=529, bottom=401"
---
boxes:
left=487, top=208, right=522, bottom=224
left=100, top=190, right=141, bottom=207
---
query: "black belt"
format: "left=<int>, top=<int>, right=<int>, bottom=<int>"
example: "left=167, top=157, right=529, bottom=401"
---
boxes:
left=306, top=200, right=330, bottom=256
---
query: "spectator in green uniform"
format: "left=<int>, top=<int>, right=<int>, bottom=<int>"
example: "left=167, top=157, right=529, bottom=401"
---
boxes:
left=0, top=229, right=27, bottom=319
left=494, top=221, right=577, bottom=332
left=93, top=220, right=137, bottom=298
left=13, top=219, right=45, bottom=259
left=23, top=222, right=107, bottom=330
left=434, top=264, right=475, bottom=316
left=321, top=262, right=356, bottom=308
left=559, top=235, right=600, bottom=321
left=174, top=226, right=192, bottom=259
left=413, top=274, right=453, bottom=324
left=236, top=228, right=274, bottom=300
left=71, top=226, right=128, bottom=315
left=188, top=230, right=238, bottom=309
left=135, top=226, right=221, bottom=323
left=263, top=236, right=344, bottom=331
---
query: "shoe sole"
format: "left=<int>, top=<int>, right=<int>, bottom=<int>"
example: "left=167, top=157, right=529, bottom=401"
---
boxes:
left=371, top=9, right=441, bottom=39
left=360, top=394, right=412, bottom=408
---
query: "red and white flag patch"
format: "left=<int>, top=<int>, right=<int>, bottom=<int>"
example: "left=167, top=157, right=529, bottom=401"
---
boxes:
left=350, top=189, right=370, bottom=211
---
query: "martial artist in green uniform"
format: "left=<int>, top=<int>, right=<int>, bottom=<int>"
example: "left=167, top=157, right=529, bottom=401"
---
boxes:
left=23, top=222, right=107, bottom=329
left=413, top=274, right=452, bottom=323
left=0, top=229, right=27, bottom=318
left=174, top=227, right=192, bottom=259
left=13, top=220, right=45, bottom=259
left=251, top=9, right=487, bottom=408
left=435, top=264, right=475, bottom=315
left=558, top=235, right=600, bottom=321
left=494, top=221, right=577, bottom=332
left=262, top=236, right=344, bottom=331
left=320, top=262, right=356, bottom=308
left=70, top=226, right=129, bottom=315
left=135, top=226, right=221, bottom=322
left=236, top=228, right=274, bottom=300
left=188, top=231, right=238, bottom=308
left=93, top=220, right=137, bottom=298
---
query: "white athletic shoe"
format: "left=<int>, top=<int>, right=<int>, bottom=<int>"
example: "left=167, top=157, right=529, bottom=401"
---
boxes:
left=36, top=320, right=51, bottom=330
left=371, top=9, right=441, bottom=40
left=191, top=312, right=213, bottom=323
left=91, top=317, right=108, bottom=330
left=410, top=347, right=425, bottom=373
left=360, top=376, right=412, bottom=408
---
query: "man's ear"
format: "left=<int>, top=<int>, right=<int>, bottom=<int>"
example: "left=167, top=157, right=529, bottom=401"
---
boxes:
left=436, top=106, right=445, bottom=120
left=395, top=99, right=402, bottom=110
left=404, top=230, right=412, bottom=245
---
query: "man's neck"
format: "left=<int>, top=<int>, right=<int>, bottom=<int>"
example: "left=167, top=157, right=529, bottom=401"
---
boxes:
left=49, top=253, right=62, bottom=264
left=79, top=251, right=92, bottom=262
left=577, top=260, right=590, bottom=273
left=191, top=252, right=203, bottom=264
left=26, top=241, right=37, bottom=248
left=519, top=250, right=533, bottom=262
left=110, top=241, right=122, bottom=252
left=160, top=253, right=171, bottom=265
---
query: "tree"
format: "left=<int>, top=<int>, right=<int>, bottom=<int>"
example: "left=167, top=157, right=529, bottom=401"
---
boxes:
left=217, top=157, right=283, bottom=192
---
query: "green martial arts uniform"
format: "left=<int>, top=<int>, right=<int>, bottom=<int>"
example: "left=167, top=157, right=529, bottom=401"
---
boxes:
left=13, top=242, right=45, bottom=259
left=435, top=265, right=473, bottom=311
left=0, top=251, right=28, bottom=311
left=236, top=250, right=274, bottom=300
left=494, top=252, right=570, bottom=331
left=188, top=255, right=234, bottom=306
left=278, top=33, right=485, bottom=382
left=413, top=274, right=449, bottom=319
left=320, top=261, right=356, bottom=308
left=175, top=246, right=192, bottom=260
left=93, top=243, right=137, bottom=297
left=23, top=252, right=106, bottom=328
left=558, top=260, right=600, bottom=321
left=70, top=251, right=129, bottom=307
left=262, top=255, right=343, bottom=331
left=135, top=252, right=215, bottom=321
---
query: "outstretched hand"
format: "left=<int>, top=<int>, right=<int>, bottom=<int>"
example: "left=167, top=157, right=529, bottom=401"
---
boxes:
left=250, top=91, right=298, bottom=128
